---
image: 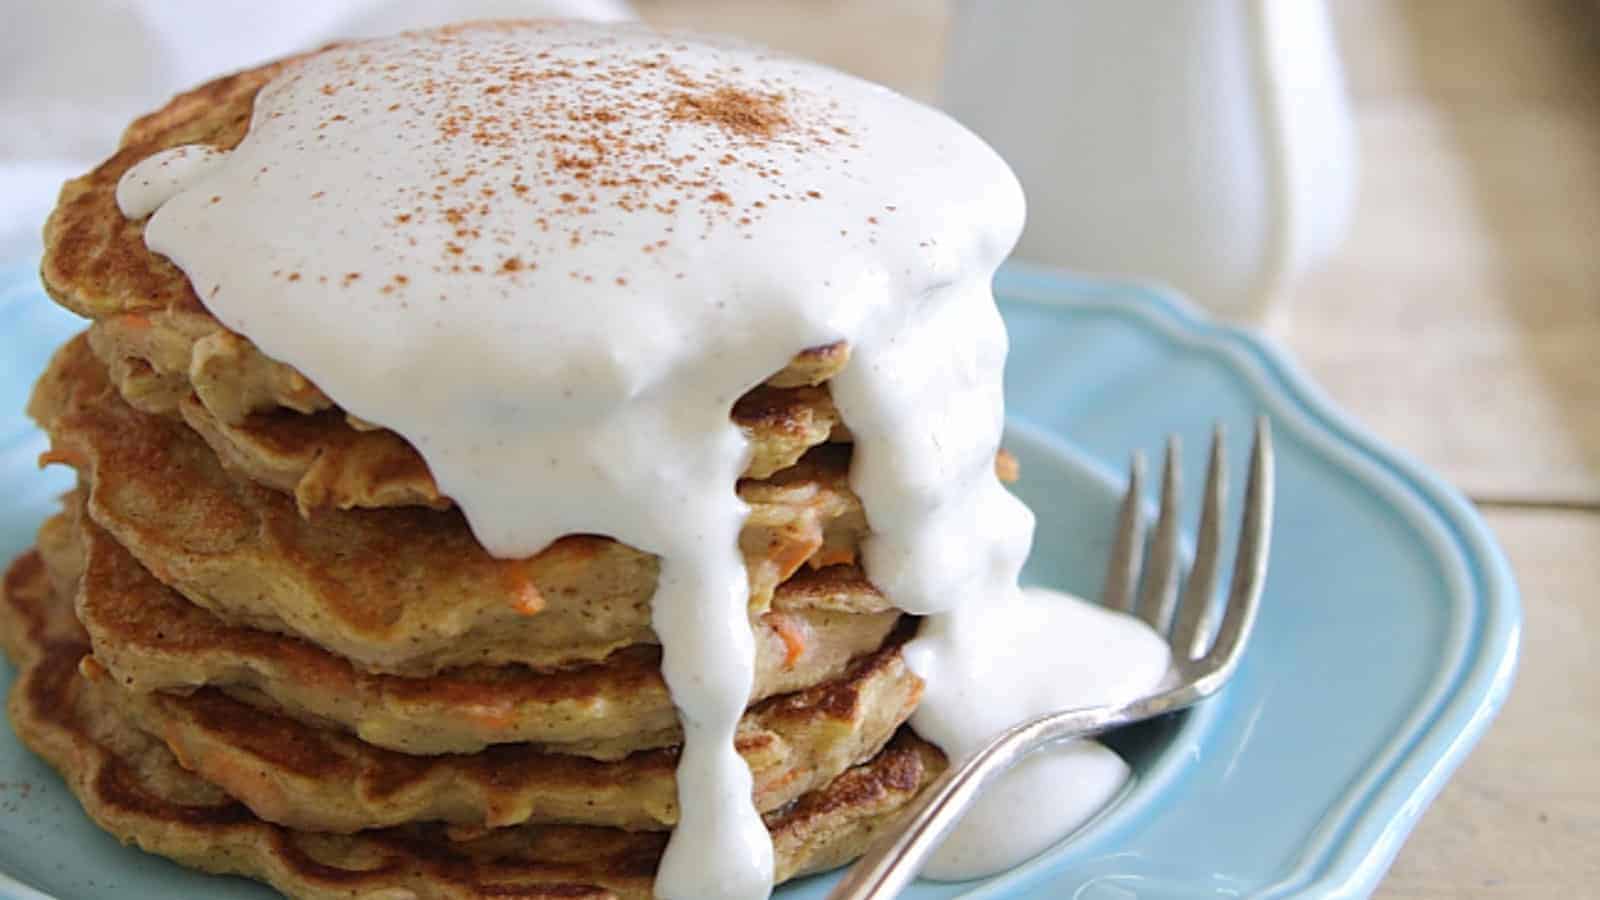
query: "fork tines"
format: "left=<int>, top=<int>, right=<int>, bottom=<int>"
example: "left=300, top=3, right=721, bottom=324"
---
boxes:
left=1101, top=418, right=1274, bottom=669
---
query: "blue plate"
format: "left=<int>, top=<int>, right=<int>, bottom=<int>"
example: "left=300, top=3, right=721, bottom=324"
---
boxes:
left=0, top=260, right=1518, bottom=899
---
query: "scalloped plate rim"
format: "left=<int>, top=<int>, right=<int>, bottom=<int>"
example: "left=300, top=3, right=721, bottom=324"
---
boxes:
left=990, top=261, right=1520, bottom=899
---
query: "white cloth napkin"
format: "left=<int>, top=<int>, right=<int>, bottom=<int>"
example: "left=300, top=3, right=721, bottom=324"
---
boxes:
left=0, top=0, right=635, bottom=264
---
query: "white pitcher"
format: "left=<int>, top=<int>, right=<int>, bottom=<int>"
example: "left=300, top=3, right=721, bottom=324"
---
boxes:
left=940, top=0, right=1357, bottom=325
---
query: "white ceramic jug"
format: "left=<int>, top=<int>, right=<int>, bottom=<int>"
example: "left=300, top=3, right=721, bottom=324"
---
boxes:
left=940, top=0, right=1357, bottom=325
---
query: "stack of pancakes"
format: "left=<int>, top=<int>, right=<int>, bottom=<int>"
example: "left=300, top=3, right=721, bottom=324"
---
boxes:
left=0, top=58, right=965, bottom=900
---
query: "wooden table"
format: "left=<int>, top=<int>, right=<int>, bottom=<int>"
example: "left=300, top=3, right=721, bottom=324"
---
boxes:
left=635, top=1, right=1600, bottom=896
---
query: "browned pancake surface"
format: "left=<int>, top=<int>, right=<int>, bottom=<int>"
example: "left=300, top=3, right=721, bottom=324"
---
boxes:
left=91, top=641, right=918, bottom=834
left=1, top=548, right=944, bottom=899
left=89, top=311, right=849, bottom=513
left=32, top=336, right=878, bottom=676
left=63, top=503, right=898, bottom=757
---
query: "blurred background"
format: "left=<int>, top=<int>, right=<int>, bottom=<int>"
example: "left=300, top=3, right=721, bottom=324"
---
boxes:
left=3, top=1, right=1597, bottom=896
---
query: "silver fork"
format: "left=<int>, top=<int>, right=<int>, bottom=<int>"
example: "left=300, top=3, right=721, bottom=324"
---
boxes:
left=826, top=418, right=1275, bottom=900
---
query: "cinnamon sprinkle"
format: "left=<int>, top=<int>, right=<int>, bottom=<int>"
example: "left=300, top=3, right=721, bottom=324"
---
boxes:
left=669, top=86, right=791, bottom=139
left=291, top=29, right=858, bottom=285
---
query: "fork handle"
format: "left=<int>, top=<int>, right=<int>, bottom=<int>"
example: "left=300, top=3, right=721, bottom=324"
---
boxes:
left=825, top=706, right=1120, bottom=900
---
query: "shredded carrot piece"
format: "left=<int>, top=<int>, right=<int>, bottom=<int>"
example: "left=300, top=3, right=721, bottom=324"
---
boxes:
left=77, top=656, right=108, bottom=681
left=808, top=545, right=856, bottom=569
left=995, top=449, right=1020, bottom=483
left=36, top=449, right=85, bottom=469
left=511, top=581, right=545, bottom=616
left=466, top=702, right=517, bottom=731
left=760, top=765, right=808, bottom=797
left=768, top=525, right=823, bottom=583
left=501, top=564, right=546, bottom=616
left=769, top=614, right=808, bottom=669
left=119, top=312, right=152, bottom=330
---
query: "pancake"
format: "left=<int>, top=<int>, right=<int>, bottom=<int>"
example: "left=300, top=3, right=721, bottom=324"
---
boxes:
left=2, top=548, right=945, bottom=899
left=95, top=641, right=917, bottom=834
left=63, top=507, right=902, bottom=758
left=31, top=517, right=918, bottom=832
left=32, top=336, right=878, bottom=675
left=43, top=56, right=849, bottom=513
left=170, top=381, right=844, bottom=513
left=93, top=316, right=847, bottom=514
left=84, top=308, right=849, bottom=429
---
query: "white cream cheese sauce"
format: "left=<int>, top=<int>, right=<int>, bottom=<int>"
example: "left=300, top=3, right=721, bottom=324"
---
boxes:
left=905, top=587, right=1170, bottom=880
left=116, top=21, right=1168, bottom=897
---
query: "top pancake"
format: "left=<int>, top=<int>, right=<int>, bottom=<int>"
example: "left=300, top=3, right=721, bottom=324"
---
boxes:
left=41, top=53, right=852, bottom=511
